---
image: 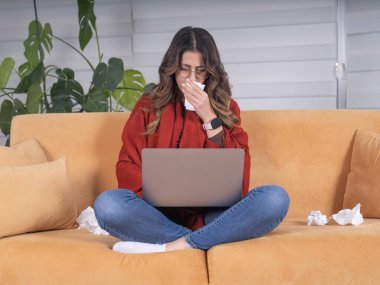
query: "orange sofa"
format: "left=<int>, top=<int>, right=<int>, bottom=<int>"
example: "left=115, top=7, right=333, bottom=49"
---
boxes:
left=1, top=110, right=380, bottom=285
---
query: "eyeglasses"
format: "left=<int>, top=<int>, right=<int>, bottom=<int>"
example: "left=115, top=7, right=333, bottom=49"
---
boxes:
left=177, top=65, right=208, bottom=79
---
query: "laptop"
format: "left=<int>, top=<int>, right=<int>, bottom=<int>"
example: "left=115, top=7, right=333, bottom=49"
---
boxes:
left=142, top=148, right=244, bottom=207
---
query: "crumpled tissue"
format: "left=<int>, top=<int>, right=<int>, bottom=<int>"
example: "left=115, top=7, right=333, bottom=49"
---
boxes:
left=76, top=206, right=109, bottom=235
left=331, top=203, right=364, bottom=226
left=307, top=210, right=329, bottom=226
left=307, top=203, right=363, bottom=226
left=184, top=81, right=205, bottom=111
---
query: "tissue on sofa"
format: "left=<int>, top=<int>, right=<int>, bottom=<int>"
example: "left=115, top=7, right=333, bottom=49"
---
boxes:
left=331, top=203, right=364, bottom=226
left=76, top=206, right=109, bottom=235
left=307, top=203, right=363, bottom=226
left=307, top=210, right=329, bottom=226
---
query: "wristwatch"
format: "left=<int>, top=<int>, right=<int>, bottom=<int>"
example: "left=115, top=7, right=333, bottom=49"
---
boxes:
left=202, top=117, right=222, bottom=130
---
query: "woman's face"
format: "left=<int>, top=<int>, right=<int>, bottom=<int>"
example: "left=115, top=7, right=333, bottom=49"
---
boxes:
left=175, top=50, right=207, bottom=91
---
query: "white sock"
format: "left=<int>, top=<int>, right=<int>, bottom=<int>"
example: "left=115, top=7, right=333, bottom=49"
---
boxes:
left=113, top=241, right=166, bottom=254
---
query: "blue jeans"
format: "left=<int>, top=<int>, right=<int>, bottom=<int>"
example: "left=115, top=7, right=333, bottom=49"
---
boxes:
left=94, top=185, right=290, bottom=250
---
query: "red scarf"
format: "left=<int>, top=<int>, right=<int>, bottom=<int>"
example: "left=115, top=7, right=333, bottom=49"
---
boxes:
left=116, top=95, right=250, bottom=230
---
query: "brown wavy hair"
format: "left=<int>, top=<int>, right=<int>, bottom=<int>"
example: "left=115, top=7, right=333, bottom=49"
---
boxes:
left=145, top=26, right=238, bottom=134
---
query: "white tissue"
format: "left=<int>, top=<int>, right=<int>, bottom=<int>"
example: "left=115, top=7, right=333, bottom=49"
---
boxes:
left=307, top=203, right=364, bottom=226
left=307, top=210, right=329, bottom=226
left=184, top=81, right=205, bottom=111
left=331, top=203, right=364, bottom=226
left=76, top=206, right=109, bottom=235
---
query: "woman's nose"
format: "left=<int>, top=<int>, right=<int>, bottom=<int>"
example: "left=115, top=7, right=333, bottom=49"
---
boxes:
left=189, top=69, right=196, bottom=81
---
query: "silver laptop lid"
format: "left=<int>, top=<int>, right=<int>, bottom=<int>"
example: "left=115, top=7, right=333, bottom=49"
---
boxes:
left=142, top=148, right=244, bottom=207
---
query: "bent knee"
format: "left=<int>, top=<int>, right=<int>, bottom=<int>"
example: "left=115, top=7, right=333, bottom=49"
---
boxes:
left=254, top=185, right=290, bottom=216
left=93, top=189, right=136, bottom=224
left=94, top=189, right=133, bottom=211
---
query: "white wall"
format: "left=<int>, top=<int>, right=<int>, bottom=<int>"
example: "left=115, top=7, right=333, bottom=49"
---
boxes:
left=0, top=0, right=338, bottom=110
left=346, top=0, right=380, bottom=109
left=132, top=0, right=338, bottom=110
left=0, top=0, right=379, bottom=143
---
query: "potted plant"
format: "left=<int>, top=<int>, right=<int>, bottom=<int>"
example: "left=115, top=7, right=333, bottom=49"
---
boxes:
left=0, top=0, right=153, bottom=146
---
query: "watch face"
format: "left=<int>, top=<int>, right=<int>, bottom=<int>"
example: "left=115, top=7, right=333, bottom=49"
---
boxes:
left=210, top=117, right=222, bottom=129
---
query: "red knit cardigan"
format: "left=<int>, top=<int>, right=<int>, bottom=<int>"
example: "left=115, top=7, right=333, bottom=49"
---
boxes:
left=116, top=95, right=251, bottom=230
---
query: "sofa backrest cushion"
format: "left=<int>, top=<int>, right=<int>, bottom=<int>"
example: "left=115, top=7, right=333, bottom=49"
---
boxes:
left=0, top=137, right=47, bottom=166
left=11, top=112, right=129, bottom=213
left=240, top=110, right=380, bottom=217
left=10, top=110, right=380, bottom=217
left=343, top=129, right=380, bottom=218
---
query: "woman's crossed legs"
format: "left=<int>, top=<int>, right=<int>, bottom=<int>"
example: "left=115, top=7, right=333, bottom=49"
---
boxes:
left=94, top=185, right=290, bottom=253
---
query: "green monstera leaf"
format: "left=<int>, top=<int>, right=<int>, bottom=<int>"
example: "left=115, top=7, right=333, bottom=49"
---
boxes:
left=78, top=0, right=97, bottom=51
left=26, top=84, right=43, bottom=113
left=13, top=98, right=28, bottom=116
left=92, top=57, right=124, bottom=93
left=23, top=20, right=52, bottom=67
left=0, top=99, right=28, bottom=137
left=50, top=68, right=84, bottom=113
left=83, top=89, right=108, bottom=112
left=18, top=62, right=33, bottom=78
left=56, top=68, right=75, bottom=81
left=144, top=82, right=156, bottom=93
left=0, top=100, right=13, bottom=136
left=0, top=57, right=15, bottom=89
left=15, top=62, right=44, bottom=93
left=112, top=69, right=146, bottom=110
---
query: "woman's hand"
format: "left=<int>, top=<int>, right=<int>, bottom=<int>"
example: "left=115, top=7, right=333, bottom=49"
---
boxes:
left=181, top=78, right=216, bottom=123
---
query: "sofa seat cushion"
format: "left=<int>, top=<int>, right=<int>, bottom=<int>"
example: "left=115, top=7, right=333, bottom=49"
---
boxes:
left=207, top=218, right=380, bottom=285
left=0, top=229, right=208, bottom=285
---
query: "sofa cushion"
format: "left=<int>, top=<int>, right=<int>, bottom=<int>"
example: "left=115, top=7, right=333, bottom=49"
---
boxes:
left=207, top=218, right=380, bottom=285
left=239, top=110, right=380, bottom=217
left=0, top=229, right=208, bottom=285
left=0, top=137, right=47, bottom=167
left=11, top=111, right=380, bottom=217
left=0, top=157, right=77, bottom=238
left=343, top=129, right=380, bottom=218
left=10, top=112, right=130, bottom=213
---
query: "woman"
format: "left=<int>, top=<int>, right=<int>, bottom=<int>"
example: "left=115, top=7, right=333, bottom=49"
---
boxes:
left=94, top=26, right=290, bottom=254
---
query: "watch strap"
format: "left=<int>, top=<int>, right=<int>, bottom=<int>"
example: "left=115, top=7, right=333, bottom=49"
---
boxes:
left=203, top=117, right=222, bottom=130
